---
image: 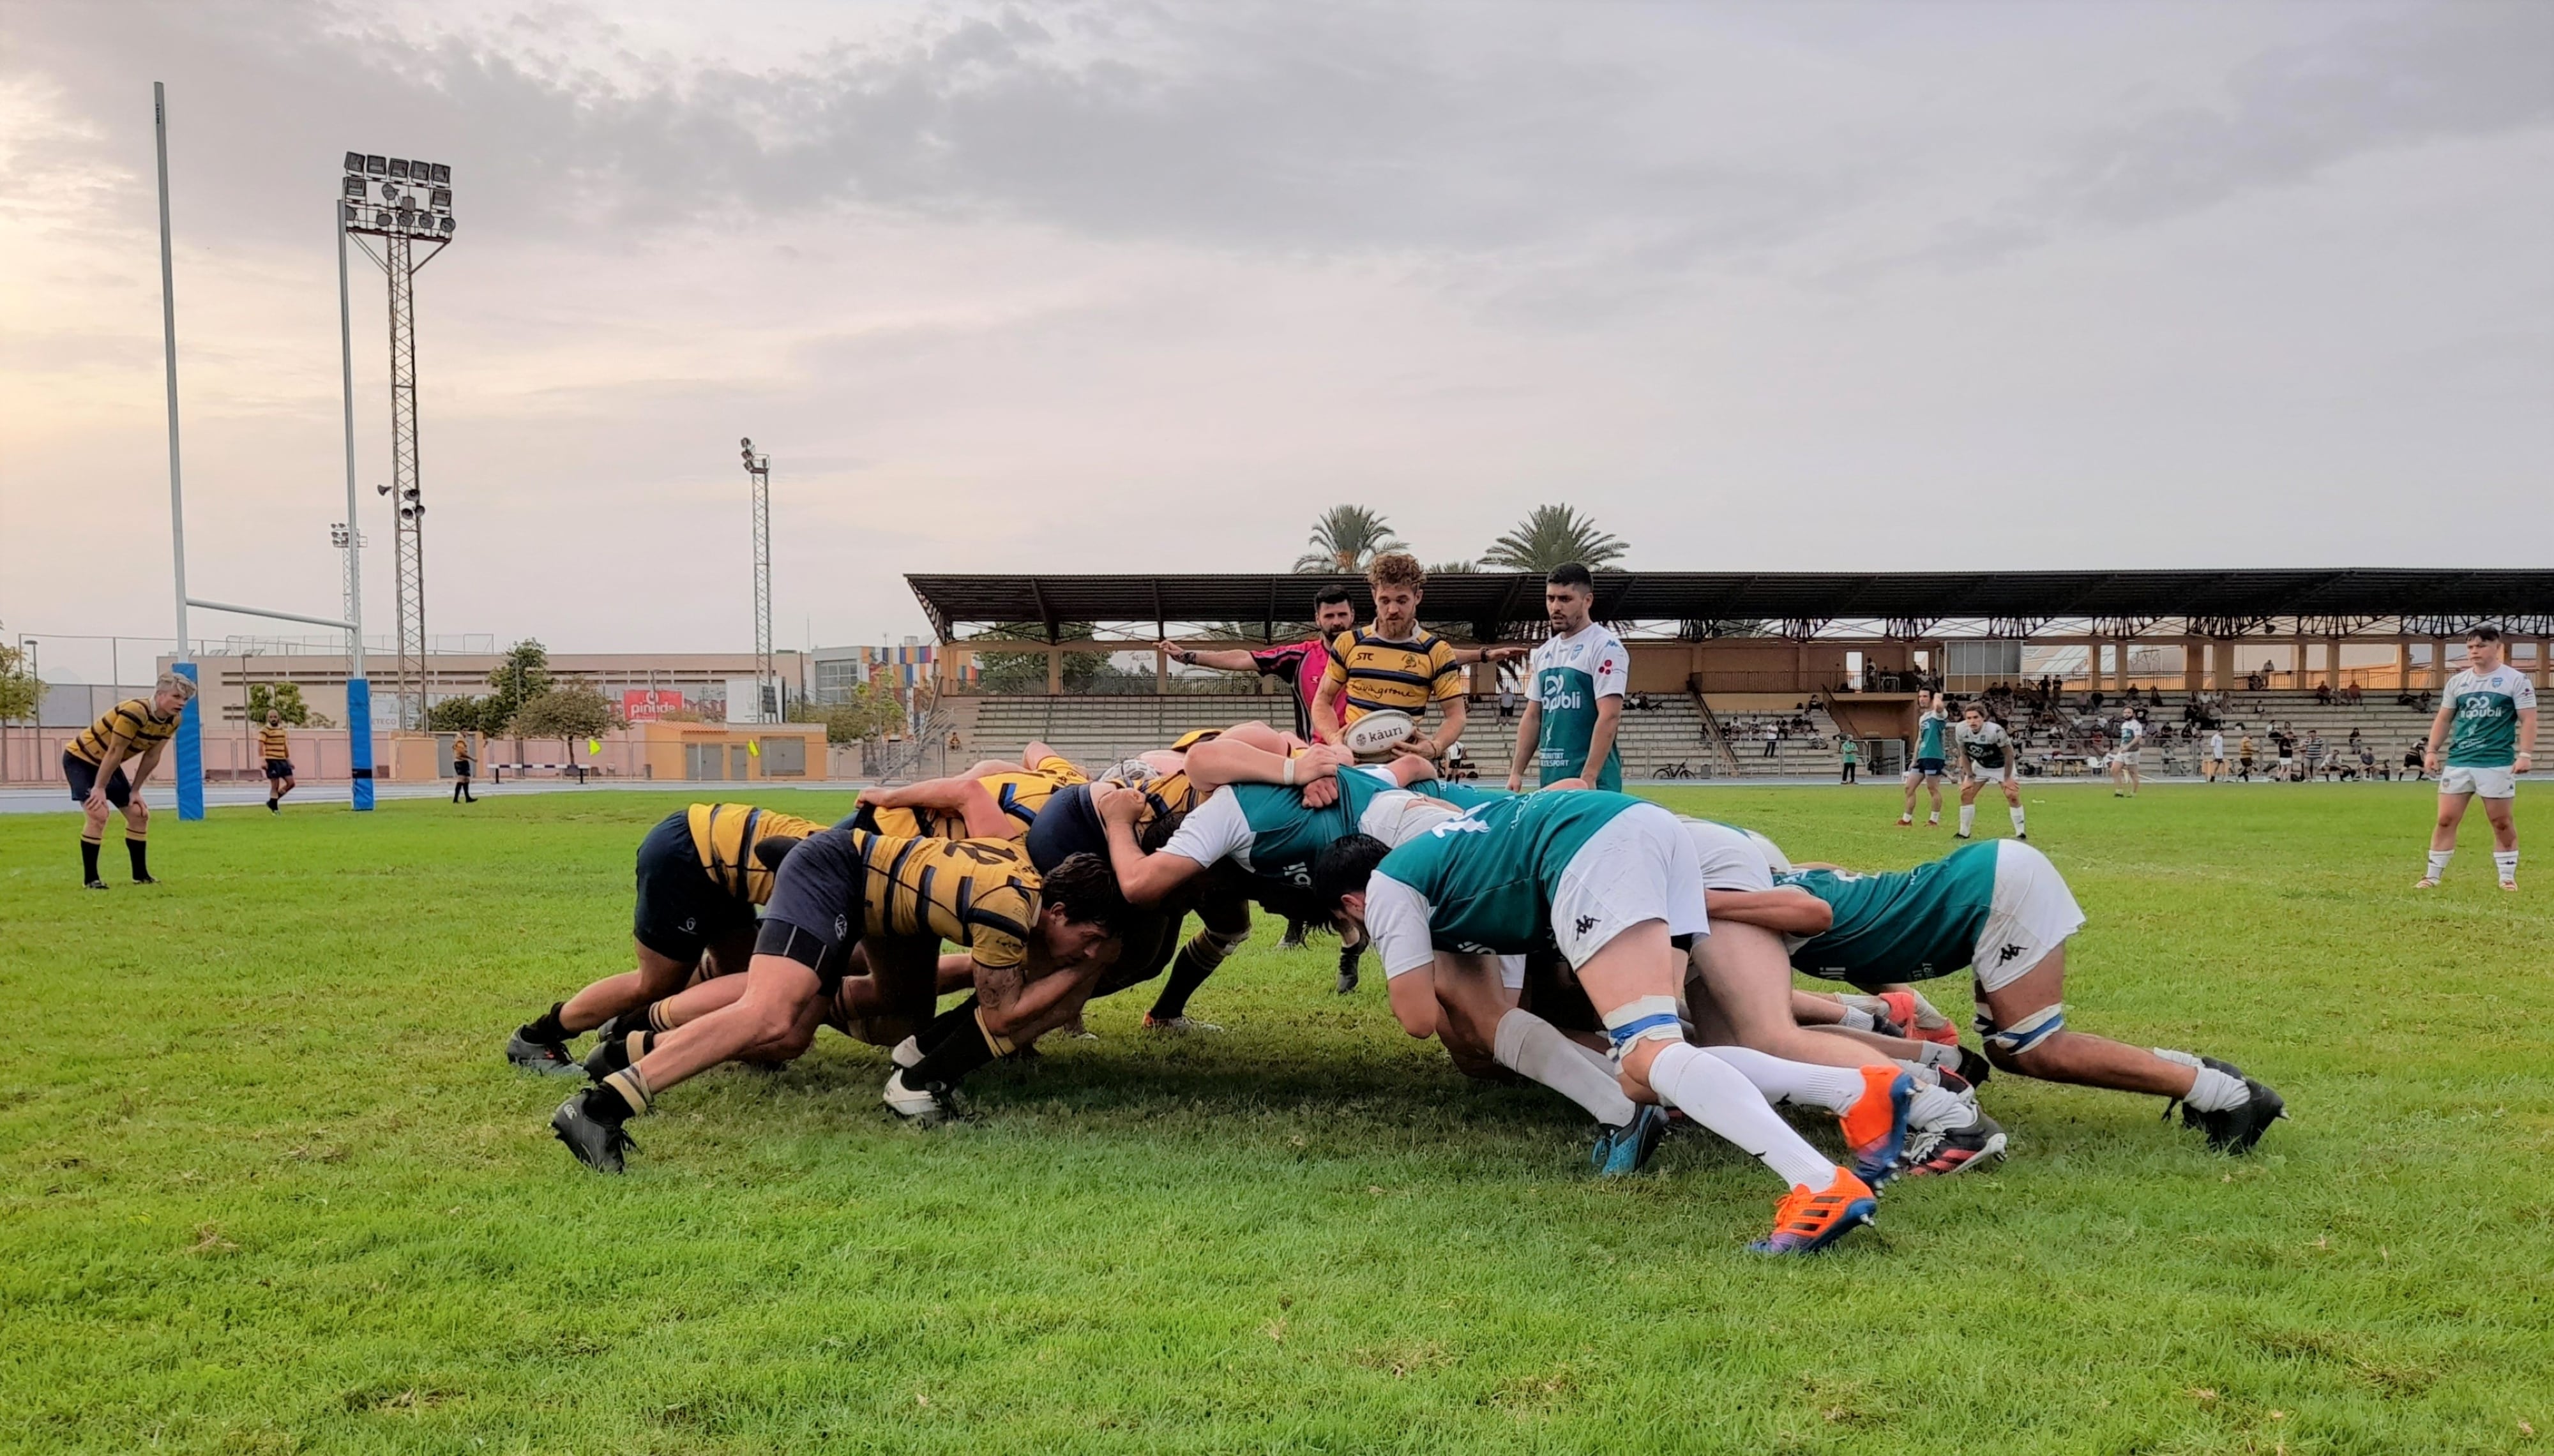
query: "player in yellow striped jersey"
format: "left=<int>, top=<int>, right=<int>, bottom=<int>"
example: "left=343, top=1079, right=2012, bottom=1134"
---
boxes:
left=61, top=672, right=195, bottom=889
left=504, top=802, right=827, bottom=1075
left=259, top=710, right=298, bottom=813
left=850, top=740, right=1090, bottom=841
left=550, top=832, right=1130, bottom=1171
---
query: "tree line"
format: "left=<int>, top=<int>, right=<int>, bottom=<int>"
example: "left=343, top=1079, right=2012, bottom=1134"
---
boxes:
left=1293, top=502, right=1626, bottom=575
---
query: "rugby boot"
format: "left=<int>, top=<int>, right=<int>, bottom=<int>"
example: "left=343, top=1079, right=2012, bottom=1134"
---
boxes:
left=1840, top=1066, right=1916, bottom=1189
left=1898, top=1111, right=2007, bottom=1178
left=1746, top=1167, right=1878, bottom=1256
left=881, top=1070, right=971, bottom=1128
left=1878, top=990, right=1959, bottom=1046
left=551, top=1087, right=637, bottom=1174
left=1590, top=1104, right=1671, bottom=1178
left=2179, top=1058, right=2286, bottom=1154
left=506, top=1028, right=583, bottom=1077
left=1142, top=1014, right=1223, bottom=1035
left=1956, top=1044, right=1993, bottom=1087
left=1334, top=947, right=1362, bottom=995
left=591, top=1007, right=652, bottom=1046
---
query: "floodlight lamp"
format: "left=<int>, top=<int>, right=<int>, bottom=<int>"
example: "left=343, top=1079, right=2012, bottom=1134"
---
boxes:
left=740, top=437, right=753, bottom=449
left=382, top=182, right=403, bottom=204
left=430, top=187, right=451, bottom=209
left=377, top=483, right=390, bottom=496
left=375, top=208, right=393, bottom=228
left=402, top=485, right=420, bottom=501
left=340, top=202, right=358, bottom=224
left=366, top=154, right=386, bottom=175
left=389, top=158, right=410, bottom=179
left=343, top=176, right=366, bottom=199
left=439, top=217, right=455, bottom=235
left=429, top=163, right=451, bottom=185
left=344, top=151, right=365, bottom=172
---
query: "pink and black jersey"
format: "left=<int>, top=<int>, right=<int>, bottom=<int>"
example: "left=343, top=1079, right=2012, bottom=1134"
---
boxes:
left=1250, top=638, right=1329, bottom=739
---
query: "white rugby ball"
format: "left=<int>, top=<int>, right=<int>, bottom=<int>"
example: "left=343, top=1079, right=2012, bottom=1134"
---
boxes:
left=1341, top=709, right=1417, bottom=759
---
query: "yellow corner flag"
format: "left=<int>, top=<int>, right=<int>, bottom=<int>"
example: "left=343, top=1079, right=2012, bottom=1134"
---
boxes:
left=587, top=737, right=601, bottom=755
left=747, top=739, right=762, bottom=757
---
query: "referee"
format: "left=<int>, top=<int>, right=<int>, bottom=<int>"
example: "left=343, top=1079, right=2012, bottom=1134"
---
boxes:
left=260, top=709, right=298, bottom=813
left=63, top=672, right=195, bottom=889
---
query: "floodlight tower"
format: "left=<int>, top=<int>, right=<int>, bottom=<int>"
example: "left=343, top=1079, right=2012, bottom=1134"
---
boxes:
left=739, top=439, right=775, bottom=722
left=340, top=151, right=455, bottom=728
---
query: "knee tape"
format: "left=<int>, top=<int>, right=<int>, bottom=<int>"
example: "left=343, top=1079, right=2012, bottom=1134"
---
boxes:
left=1200, top=924, right=1251, bottom=957
left=1979, top=1002, right=2064, bottom=1058
left=1601, top=995, right=1684, bottom=1065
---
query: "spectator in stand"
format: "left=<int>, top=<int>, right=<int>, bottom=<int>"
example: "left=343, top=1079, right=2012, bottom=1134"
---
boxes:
left=1498, top=679, right=1516, bottom=720
left=2205, top=728, right=2226, bottom=782
left=1840, top=735, right=1859, bottom=784
left=1761, top=723, right=1779, bottom=759
left=2238, top=732, right=2256, bottom=781
left=2315, top=681, right=2334, bottom=706
left=2404, top=742, right=2426, bottom=780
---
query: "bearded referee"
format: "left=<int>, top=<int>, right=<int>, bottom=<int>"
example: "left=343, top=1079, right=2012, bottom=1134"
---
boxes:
left=63, top=672, right=195, bottom=889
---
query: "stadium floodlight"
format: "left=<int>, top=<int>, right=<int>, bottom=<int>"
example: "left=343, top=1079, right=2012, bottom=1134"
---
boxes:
left=428, top=163, right=451, bottom=184
left=344, top=150, right=364, bottom=172
left=342, top=175, right=365, bottom=199
left=366, top=154, right=386, bottom=174
left=438, top=217, right=455, bottom=236
left=430, top=186, right=451, bottom=209
left=737, top=438, right=774, bottom=721
left=389, top=158, right=409, bottom=179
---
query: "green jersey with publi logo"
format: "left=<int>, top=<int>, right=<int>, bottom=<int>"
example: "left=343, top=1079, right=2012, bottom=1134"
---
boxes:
left=2442, top=666, right=2537, bottom=768
left=1914, top=709, right=1947, bottom=762
left=1779, top=841, right=2000, bottom=986
left=1371, top=790, right=1641, bottom=955
left=1529, top=622, right=1628, bottom=790
left=1195, top=766, right=1403, bottom=890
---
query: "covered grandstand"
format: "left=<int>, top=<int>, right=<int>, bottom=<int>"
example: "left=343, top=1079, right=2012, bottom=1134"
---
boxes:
left=902, top=569, right=2553, bottom=781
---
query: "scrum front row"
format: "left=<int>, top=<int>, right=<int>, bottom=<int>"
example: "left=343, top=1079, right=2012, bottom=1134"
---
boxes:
left=509, top=721, right=2283, bottom=1256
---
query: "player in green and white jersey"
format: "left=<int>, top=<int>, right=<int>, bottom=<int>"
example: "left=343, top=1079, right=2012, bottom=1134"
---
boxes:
left=1507, top=564, right=1626, bottom=793
left=1898, top=690, right=1948, bottom=827
left=1098, top=756, right=1687, bottom=1175
left=1953, top=703, right=2026, bottom=841
left=1709, top=839, right=2286, bottom=1153
left=2417, top=626, right=2537, bottom=890
left=1314, top=791, right=1889, bottom=1254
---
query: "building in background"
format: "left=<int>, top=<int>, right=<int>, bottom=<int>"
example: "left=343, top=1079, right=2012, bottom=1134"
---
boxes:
left=146, top=645, right=810, bottom=728
left=810, top=639, right=972, bottom=704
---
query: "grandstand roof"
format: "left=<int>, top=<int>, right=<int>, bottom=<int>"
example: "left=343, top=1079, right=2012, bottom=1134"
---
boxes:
left=906, top=569, right=2554, bottom=642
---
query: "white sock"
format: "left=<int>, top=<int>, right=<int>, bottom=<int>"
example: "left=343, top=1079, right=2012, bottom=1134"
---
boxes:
left=1564, top=1038, right=1616, bottom=1077
left=1836, top=1006, right=1877, bottom=1032
left=1904, top=989, right=1951, bottom=1032
left=1912, top=1040, right=1962, bottom=1071
left=2155, top=1047, right=2248, bottom=1113
left=1958, top=804, right=1977, bottom=835
left=1647, top=1042, right=1836, bottom=1190
left=2010, top=805, right=2027, bottom=834
left=2426, top=849, right=2452, bottom=880
left=2494, top=850, right=2519, bottom=883
left=1836, top=993, right=1889, bottom=1016
left=1691, top=1043, right=1863, bottom=1116
left=1907, top=1081, right=1977, bottom=1132
left=1927, top=810, right=1940, bottom=824
left=1495, top=1010, right=1636, bottom=1128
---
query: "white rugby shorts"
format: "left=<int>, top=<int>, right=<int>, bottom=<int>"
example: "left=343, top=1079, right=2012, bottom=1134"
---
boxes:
left=1550, top=803, right=1709, bottom=968
left=2438, top=764, right=2518, bottom=800
left=1971, top=840, right=2086, bottom=994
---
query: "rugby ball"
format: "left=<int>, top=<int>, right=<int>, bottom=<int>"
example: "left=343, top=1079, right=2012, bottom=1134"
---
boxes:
left=1342, top=709, right=1417, bottom=760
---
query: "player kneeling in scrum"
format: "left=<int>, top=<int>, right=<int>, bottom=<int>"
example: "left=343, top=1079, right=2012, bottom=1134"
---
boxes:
left=1313, top=790, right=1887, bottom=1254
left=1707, top=839, right=2285, bottom=1153
left=551, top=830, right=1128, bottom=1173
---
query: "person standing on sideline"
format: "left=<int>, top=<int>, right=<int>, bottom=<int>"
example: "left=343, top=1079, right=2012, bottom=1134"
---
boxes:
left=2416, top=625, right=2535, bottom=890
left=2205, top=728, right=2226, bottom=783
left=1160, top=586, right=1357, bottom=742
left=1899, top=689, right=1947, bottom=826
left=259, top=709, right=298, bottom=812
left=63, top=672, right=195, bottom=889
left=1507, top=563, right=1627, bottom=793
left=1839, top=735, right=1859, bottom=784
left=452, top=733, right=478, bottom=804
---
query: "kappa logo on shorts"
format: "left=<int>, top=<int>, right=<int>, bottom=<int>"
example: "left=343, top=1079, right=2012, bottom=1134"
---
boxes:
left=1575, top=915, right=1599, bottom=936
left=835, top=914, right=850, bottom=938
left=1996, top=943, right=2025, bottom=964
left=677, top=917, right=697, bottom=934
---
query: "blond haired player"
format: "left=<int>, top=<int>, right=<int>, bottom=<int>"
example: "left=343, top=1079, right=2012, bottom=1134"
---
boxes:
left=62, top=671, right=195, bottom=889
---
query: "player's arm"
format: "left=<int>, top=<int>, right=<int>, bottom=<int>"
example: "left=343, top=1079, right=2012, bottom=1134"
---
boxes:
left=1506, top=694, right=1542, bottom=792
left=1092, top=784, right=1209, bottom=905
left=1451, top=645, right=1527, bottom=666
left=1419, top=694, right=1467, bottom=762
left=1310, top=666, right=1349, bottom=746
left=2518, top=705, right=2539, bottom=773
left=1702, top=887, right=1832, bottom=935
left=1364, top=876, right=1443, bottom=1039
left=1583, top=691, right=1622, bottom=784
left=2422, top=698, right=2456, bottom=771
left=1184, top=736, right=1348, bottom=794
left=81, top=730, right=137, bottom=809
left=1159, top=640, right=1264, bottom=673
left=126, top=737, right=169, bottom=791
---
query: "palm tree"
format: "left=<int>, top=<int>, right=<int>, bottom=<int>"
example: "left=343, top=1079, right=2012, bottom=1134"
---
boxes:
left=1479, top=504, right=1627, bottom=573
left=1292, top=505, right=1407, bottom=574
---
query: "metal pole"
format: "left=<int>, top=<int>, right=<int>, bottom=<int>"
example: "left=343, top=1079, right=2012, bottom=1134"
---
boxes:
left=155, top=81, right=204, bottom=821
left=336, top=200, right=375, bottom=811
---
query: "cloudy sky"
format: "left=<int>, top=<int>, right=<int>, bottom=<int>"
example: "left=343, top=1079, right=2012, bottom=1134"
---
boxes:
left=2, top=0, right=2548, bottom=660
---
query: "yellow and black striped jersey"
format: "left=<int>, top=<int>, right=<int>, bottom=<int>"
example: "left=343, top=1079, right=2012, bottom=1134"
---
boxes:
left=257, top=726, right=291, bottom=760
left=686, top=802, right=828, bottom=904
left=1319, top=629, right=1464, bottom=723
left=866, top=758, right=1089, bottom=842
left=850, top=830, right=1038, bottom=977
left=1099, top=761, right=1202, bottom=833
left=66, top=698, right=182, bottom=767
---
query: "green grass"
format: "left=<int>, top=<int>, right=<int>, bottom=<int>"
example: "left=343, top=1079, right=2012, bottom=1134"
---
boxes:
left=3, top=784, right=2550, bottom=1454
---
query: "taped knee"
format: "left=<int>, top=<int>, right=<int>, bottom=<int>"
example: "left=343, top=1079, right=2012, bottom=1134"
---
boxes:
left=1195, top=924, right=1250, bottom=962
left=1979, top=1003, right=2064, bottom=1059
left=1600, top=995, right=1684, bottom=1067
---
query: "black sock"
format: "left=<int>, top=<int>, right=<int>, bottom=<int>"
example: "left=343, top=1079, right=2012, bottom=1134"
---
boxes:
left=916, top=996, right=981, bottom=1053
left=1339, top=942, right=1363, bottom=977
left=1148, top=936, right=1226, bottom=1021
left=522, top=1002, right=570, bottom=1044
left=126, top=837, right=149, bottom=880
left=906, top=1013, right=1001, bottom=1087
left=80, top=839, right=101, bottom=882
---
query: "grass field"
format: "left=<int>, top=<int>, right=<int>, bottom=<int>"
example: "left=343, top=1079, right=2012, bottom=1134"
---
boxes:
left=3, top=783, right=2550, bottom=1454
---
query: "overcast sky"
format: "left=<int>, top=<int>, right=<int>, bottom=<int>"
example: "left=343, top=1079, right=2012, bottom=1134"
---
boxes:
left=3, top=0, right=2548, bottom=659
